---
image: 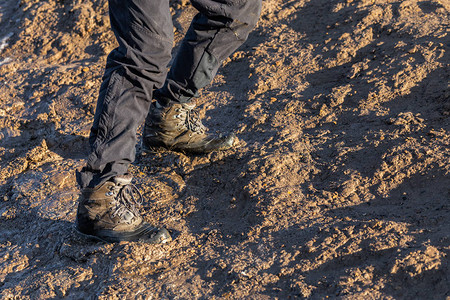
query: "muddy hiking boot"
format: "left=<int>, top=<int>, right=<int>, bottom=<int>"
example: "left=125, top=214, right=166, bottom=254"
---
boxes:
left=142, top=101, right=236, bottom=153
left=76, top=175, right=171, bottom=243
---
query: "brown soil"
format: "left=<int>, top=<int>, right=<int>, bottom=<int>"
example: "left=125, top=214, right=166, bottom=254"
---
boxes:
left=0, top=0, right=449, bottom=298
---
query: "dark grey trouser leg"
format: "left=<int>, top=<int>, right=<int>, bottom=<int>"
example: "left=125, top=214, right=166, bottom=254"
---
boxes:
left=155, top=0, right=262, bottom=104
left=77, top=0, right=173, bottom=188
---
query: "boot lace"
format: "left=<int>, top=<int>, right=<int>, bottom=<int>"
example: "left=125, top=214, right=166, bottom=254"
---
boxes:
left=109, top=183, right=143, bottom=222
left=183, top=106, right=206, bottom=134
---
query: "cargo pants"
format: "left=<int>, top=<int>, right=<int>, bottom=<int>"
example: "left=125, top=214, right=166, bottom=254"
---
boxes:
left=77, top=0, right=262, bottom=188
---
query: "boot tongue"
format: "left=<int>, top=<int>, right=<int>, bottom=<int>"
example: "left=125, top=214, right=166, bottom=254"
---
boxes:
left=156, top=100, right=195, bottom=110
left=181, top=102, right=196, bottom=110
left=112, top=175, right=133, bottom=185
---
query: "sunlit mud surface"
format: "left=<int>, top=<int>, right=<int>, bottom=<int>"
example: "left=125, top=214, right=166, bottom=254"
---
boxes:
left=0, top=0, right=449, bottom=298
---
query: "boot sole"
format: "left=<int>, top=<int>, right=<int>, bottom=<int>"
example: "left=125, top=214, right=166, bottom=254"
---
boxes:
left=75, top=225, right=172, bottom=244
left=141, top=133, right=237, bottom=154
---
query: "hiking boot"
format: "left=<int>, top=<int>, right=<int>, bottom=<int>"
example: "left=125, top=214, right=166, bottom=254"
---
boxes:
left=142, top=101, right=236, bottom=153
left=75, top=175, right=171, bottom=243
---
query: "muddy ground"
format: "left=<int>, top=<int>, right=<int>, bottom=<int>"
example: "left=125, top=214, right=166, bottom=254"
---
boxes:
left=0, top=0, right=449, bottom=298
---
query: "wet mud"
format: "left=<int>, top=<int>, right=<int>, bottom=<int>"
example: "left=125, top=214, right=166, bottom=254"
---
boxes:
left=0, top=0, right=449, bottom=298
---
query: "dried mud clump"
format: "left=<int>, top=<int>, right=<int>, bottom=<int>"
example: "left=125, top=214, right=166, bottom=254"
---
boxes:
left=0, top=0, right=449, bottom=298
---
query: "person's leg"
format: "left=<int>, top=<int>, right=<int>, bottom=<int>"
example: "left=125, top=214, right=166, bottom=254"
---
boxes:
left=77, top=0, right=174, bottom=189
left=142, top=0, right=262, bottom=153
left=75, top=0, right=174, bottom=243
left=159, top=0, right=262, bottom=104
